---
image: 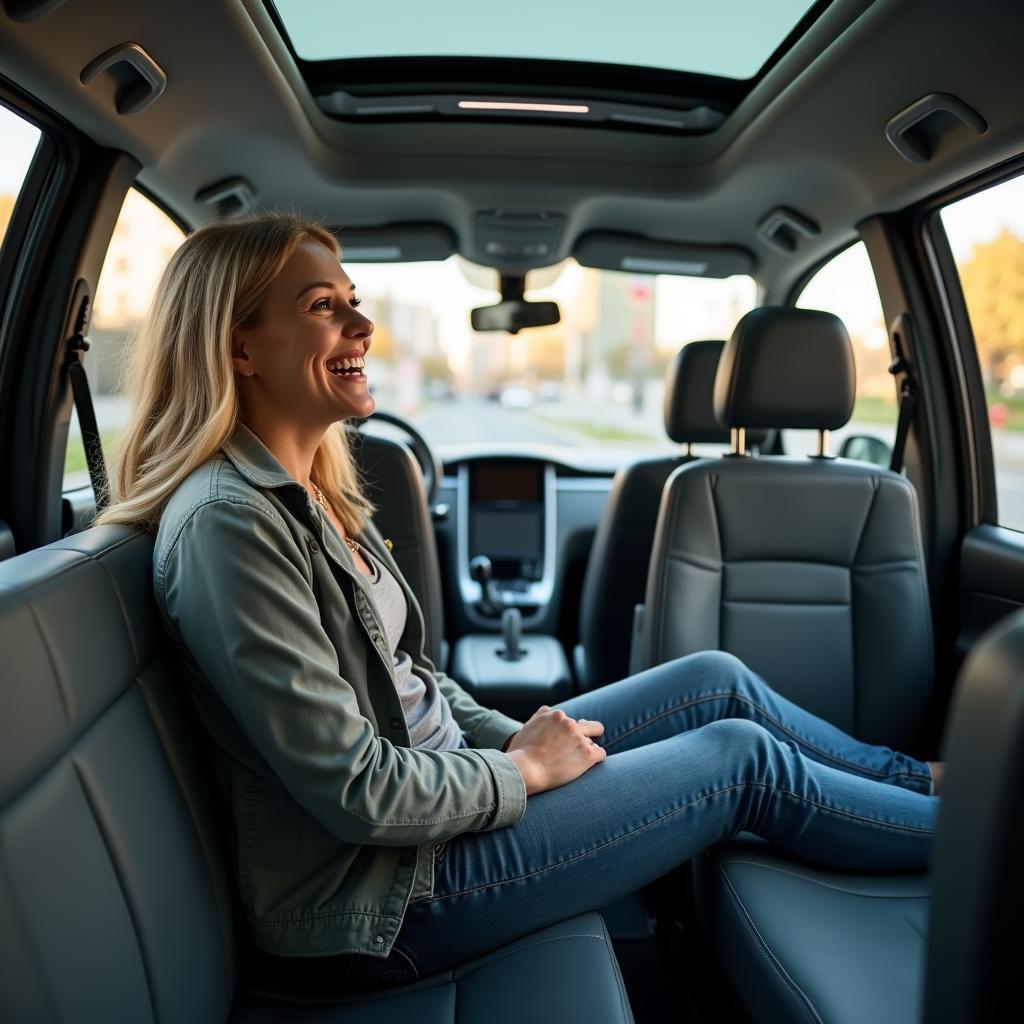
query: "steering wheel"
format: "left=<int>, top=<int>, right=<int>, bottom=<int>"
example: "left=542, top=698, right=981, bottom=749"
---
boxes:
left=352, top=410, right=442, bottom=506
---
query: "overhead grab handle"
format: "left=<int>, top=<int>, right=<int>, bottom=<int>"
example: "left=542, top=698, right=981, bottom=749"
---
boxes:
left=756, top=207, right=820, bottom=255
left=885, top=92, right=987, bottom=163
left=80, top=42, right=167, bottom=116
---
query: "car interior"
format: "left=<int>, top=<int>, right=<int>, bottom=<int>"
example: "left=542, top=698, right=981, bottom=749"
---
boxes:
left=1, top=1, right=1022, bottom=1022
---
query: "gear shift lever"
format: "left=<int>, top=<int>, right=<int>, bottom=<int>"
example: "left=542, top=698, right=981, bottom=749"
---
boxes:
left=469, top=555, right=501, bottom=616
left=498, top=607, right=524, bottom=661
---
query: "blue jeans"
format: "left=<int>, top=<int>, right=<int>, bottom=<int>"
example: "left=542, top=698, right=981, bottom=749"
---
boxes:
left=283, top=651, right=938, bottom=991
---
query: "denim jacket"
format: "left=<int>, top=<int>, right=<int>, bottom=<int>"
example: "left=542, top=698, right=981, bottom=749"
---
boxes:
left=152, top=420, right=527, bottom=958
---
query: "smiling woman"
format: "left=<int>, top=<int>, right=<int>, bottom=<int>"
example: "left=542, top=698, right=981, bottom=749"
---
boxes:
left=91, top=212, right=375, bottom=539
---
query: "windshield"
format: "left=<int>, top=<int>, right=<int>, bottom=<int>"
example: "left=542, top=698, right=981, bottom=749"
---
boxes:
left=347, top=257, right=756, bottom=468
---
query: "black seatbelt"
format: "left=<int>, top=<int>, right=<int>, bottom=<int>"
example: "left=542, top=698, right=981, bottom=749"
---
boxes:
left=64, top=295, right=109, bottom=511
left=887, top=313, right=918, bottom=475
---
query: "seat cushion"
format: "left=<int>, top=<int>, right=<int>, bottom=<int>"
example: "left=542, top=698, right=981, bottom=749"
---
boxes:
left=691, top=833, right=929, bottom=1024
left=231, top=912, right=634, bottom=1023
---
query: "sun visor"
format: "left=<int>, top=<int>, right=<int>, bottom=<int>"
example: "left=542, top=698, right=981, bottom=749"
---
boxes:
left=574, top=232, right=754, bottom=278
left=334, top=223, right=456, bottom=262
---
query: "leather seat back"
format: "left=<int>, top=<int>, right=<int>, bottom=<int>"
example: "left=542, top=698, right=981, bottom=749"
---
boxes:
left=0, top=525, right=238, bottom=1022
left=576, top=341, right=763, bottom=691
left=923, top=607, right=1024, bottom=1024
left=640, top=308, right=933, bottom=750
left=351, top=433, right=447, bottom=671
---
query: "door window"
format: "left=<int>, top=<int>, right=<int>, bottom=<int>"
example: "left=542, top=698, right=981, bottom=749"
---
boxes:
left=791, top=241, right=897, bottom=461
left=63, top=190, right=185, bottom=490
left=0, top=102, right=41, bottom=251
left=940, top=173, right=1024, bottom=531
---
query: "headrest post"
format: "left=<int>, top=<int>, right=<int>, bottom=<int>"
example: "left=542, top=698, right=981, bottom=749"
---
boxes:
left=813, top=429, right=830, bottom=459
left=729, top=427, right=749, bottom=458
left=684, top=441, right=694, bottom=458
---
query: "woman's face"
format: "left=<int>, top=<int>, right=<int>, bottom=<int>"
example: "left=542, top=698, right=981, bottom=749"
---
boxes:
left=231, top=237, right=375, bottom=427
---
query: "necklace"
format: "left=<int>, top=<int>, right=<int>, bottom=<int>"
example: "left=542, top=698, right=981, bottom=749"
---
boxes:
left=311, top=482, right=360, bottom=556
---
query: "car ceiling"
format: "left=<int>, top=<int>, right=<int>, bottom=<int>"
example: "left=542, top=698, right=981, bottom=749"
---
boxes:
left=0, top=0, right=1022, bottom=296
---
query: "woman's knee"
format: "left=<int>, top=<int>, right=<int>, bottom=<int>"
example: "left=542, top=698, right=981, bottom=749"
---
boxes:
left=693, top=717, right=775, bottom=769
left=672, top=649, right=761, bottom=695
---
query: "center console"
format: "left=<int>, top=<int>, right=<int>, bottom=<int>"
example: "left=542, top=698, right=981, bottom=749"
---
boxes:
left=452, top=459, right=570, bottom=720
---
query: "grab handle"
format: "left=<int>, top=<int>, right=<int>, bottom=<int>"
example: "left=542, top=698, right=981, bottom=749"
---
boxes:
left=885, top=92, right=986, bottom=163
left=80, top=42, right=167, bottom=116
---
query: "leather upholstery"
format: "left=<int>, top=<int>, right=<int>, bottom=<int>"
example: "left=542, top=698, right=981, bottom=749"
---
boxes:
left=922, top=608, right=1024, bottom=1024
left=691, top=833, right=930, bottom=1024
left=641, top=456, right=934, bottom=752
left=663, top=340, right=735, bottom=443
left=715, top=307, right=856, bottom=430
left=691, top=607, right=1024, bottom=1024
left=0, top=525, right=633, bottom=1022
left=233, top=913, right=633, bottom=1023
left=351, top=433, right=447, bottom=671
left=576, top=457, right=696, bottom=690
left=655, top=310, right=939, bottom=1024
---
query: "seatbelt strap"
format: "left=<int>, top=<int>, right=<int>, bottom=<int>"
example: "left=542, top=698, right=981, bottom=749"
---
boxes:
left=64, top=295, right=109, bottom=511
left=887, top=313, right=918, bottom=475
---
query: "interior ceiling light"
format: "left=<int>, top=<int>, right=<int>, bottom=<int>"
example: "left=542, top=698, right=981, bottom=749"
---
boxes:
left=458, top=100, right=589, bottom=114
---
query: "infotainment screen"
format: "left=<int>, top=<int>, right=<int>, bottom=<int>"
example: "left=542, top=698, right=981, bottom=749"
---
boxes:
left=468, top=462, right=545, bottom=581
left=470, top=464, right=542, bottom=503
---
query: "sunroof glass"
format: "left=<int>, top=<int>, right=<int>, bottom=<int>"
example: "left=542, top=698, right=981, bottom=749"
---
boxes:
left=273, top=0, right=819, bottom=80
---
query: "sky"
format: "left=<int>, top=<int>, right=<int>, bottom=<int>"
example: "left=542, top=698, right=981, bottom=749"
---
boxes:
left=275, top=0, right=815, bottom=80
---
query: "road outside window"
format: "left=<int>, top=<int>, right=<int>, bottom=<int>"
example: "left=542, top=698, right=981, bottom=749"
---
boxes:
left=941, top=174, right=1024, bottom=532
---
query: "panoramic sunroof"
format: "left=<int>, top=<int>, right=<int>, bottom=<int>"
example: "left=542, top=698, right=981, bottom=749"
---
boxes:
left=273, top=0, right=817, bottom=80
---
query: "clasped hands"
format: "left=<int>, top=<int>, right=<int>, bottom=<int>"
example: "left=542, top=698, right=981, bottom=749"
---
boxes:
left=501, top=706, right=607, bottom=795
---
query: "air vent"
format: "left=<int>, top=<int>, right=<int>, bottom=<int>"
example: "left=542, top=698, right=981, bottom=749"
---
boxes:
left=194, top=178, right=255, bottom=218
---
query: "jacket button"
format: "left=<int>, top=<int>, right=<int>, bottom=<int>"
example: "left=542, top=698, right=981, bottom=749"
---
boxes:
left=389, top=716, right=403, bottom=730
left=399, top=848, right=414, bottom=865
left=306, top=537, right=319, bottom=554
left=372, top=934, right=385, bottom=945
left=372, top=633, right=384, bottom=647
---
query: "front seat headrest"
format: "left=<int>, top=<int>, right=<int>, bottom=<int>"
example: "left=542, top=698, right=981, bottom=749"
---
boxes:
left=714, top=307, right=856, bottom=431
left=663, top=340, right=767, bottom=446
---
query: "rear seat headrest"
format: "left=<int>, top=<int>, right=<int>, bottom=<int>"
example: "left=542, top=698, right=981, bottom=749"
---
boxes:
left=713, top=307, right=856, bottom=431
left=663, top=340, right=767, bottom=447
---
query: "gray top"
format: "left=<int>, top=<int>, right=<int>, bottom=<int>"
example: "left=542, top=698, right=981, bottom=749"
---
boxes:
left=360, top=544, right=468, bottom=751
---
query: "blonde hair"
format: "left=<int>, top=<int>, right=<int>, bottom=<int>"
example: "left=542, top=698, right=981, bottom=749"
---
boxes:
left=91, top=212, right=375, bottom=536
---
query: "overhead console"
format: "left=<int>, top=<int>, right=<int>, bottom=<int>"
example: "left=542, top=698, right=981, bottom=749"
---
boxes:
left=457, top=459, right=556, bottom=627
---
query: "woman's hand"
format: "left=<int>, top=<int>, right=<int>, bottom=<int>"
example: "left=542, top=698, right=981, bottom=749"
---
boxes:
left=504, top=706, right=606, bottom=795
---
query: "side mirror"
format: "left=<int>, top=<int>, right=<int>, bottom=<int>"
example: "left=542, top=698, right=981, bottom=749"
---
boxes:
left=470, top=299, right=560, bottom=334
left=838, top=433, right=892, bottom=468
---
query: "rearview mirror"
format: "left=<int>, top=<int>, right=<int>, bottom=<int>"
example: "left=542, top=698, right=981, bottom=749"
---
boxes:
left=838, top=433, right=892, bottom=468
left=470, top=300, right=560, bottom=334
